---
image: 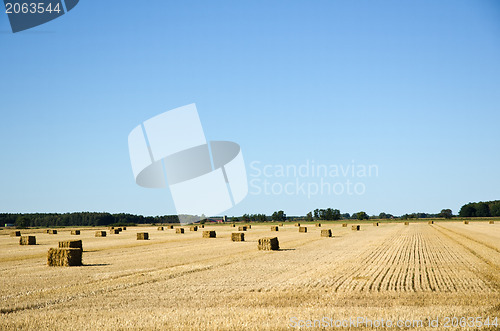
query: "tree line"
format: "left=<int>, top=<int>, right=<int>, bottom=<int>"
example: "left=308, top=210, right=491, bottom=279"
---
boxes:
left=459, top=200, right=500, bottom=218
left=1, top=212, right=180, bottom=228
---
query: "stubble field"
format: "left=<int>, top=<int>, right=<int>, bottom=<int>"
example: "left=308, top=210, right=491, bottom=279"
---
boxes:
left=1, top=221, right=499, bottom=330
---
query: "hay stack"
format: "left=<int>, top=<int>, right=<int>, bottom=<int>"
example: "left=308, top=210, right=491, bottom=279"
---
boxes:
left=95, top=231, right=106, bottom=237
left=315, top=223, right=321, bottom=227
left=46, top=229, right=50, bottom=233
left=47, top=248, right=82, bottom=266
left=110, top=229, right=120, bottom=234
left=373, top=222, right=379, bottom=226
left=231, top=232, right=244, bottom=241
left=247, top=224, right=252, bottom=229
left=404, top=222, right=409, bottom=226
left=463, top=220, right=469, bottom=224
left=176, top=228, right=185, bottom=234
left=321, top=229, right=332, bottom=237
left=352, top=225, right=360, bottom=231
left=428, top=221, right=434, bottom=225
left=59, top=240, right=82, bottom=250
left=71, top=230, right=80, bottom=235
left=122, top=227, right=127, bottom=230
left=199, top=224, right=205, bottom=228
left=231, top=224, right=236, bottom=227
left=157, top=226, right=164, bottom=231
left=117, top=228, right=123, bottom=232
left=295, top=223, right=300, bottom=227
left=258, top=237, right=279, bottom=251
left=137, top=232, right=149, bottom=240
left=489, top=221, right=495, bottom=224
left=48, top=229, right=57, bottom=234
left=238, top=226, right=247, bottom=231
left=342, top=223, right=347, bottom=227
left=271, top=226, right=279, bottom=231
left=279, top=223, right=283, bottom=226
left=19, top=236, right=36, bottom=245
left=299, top=226, right=307, bottom=233
left=167, top=225, right=174, bottom=229
left=190, top=226, right=198, bottom=231
left=10, top=231, right=21, bottom=237
left=202, top=230, right=216, bottom=238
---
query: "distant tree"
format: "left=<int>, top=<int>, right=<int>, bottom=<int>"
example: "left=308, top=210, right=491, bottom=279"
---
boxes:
left=490, top=201, right=500, bottom=217
left=439, top=209, right=453, bottom=219
left=459, top=204, right=475, bottom=217
left=356, top=211, right=369, bottom=220
left=475, top=202, right=490, bottom=217
left=305, top=212, right=313, bottom=222
left=341, top=213, right=350, bottom=219
left=15, top=215, right=30, bottom=228
left=313, top=209, right=319, bottom=220
left=271, top=210, right=286, bottom=222
left=241, top=214, right=250, bottom=223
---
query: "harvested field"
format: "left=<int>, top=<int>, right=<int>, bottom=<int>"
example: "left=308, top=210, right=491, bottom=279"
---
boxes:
left=58, top=240, right=83, bottom=250
left=47, top=248, right=82, bottom=266
left=19, top=236, right=36, bottom=245
left=0, top=222, right=499, bottom=330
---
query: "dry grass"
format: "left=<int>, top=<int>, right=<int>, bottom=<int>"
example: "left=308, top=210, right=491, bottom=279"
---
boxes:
left=0, top=223, right=499, bottom=330
left=258, top=237, right=279, bottom=251
left=202, top=231, right=216, bottom=238
left=231, top=232, right=244, bottom=242
left=47, top=248, right=82, bottom=267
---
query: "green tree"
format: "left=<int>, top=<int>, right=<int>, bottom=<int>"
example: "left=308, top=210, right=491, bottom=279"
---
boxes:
left=271, top=210, right=286, bottom=222
left=305, top=212, right=313, bottom=222
left=439, top=209, right=453, bottom=219
left=356, top=211, right=369, bottom=220
left=15, top=215, right=30, bottom=228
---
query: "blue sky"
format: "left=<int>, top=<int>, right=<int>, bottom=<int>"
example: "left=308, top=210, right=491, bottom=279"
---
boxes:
left=1, top=0, right=499, bottom=217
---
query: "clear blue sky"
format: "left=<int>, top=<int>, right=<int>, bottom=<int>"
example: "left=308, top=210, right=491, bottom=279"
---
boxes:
left=1, top=0, right=499, bottom=217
